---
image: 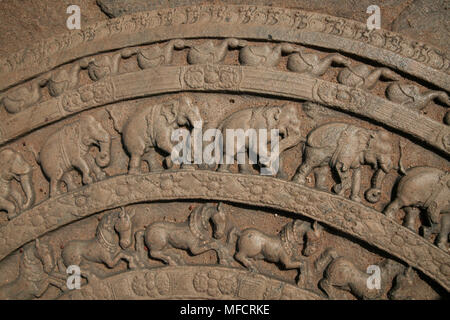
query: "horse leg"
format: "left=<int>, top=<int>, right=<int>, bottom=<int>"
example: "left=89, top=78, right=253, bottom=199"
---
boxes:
left=235, top=251, right=258, bottom=273
left=189, top=239, right=227, bottom=264
left=149, top=249, right=182, bottom=265
left=104, top=251, right=137, bottom=270
left=318, top=278, right=343, bottom=300
left=280, top=252, right=308, bottom=287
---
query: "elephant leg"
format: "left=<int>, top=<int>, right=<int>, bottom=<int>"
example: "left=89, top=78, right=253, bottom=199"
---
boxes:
left=314, top=166, right=329, bottom=191
left=350, top=168, right=361, bottom=202
left=436, top=214, right=450, bottom=250
left=9, top=188, right=24, bottom=210
left=274, top=155, right=289, bottom=180
left=403, top=207, right=420, bottom=232
left=384, top=198, right=403, bottom=219
left=333, top=165, right=352, bottom=196
left=73, top=158, right=93, bottom=185
left=62, top=172, right=78, bottom=192
left=217, top=162, right=232, bottom=173
left=129, top=153, right=143, bottom=174
left=142, top=148, right=163, bottom=172
left=292, top=147, right=326, bottom=184
left=85, top=155, right=106, bottom=181
left=0, top=197, right=17, bottom=219
left=238, top=150, right=253, bottom=175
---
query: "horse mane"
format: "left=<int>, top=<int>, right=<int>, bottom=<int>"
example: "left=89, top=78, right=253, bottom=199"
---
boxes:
left=96, top=211, right=117, bottom=236
left=188, top=204, right=217, bottom=240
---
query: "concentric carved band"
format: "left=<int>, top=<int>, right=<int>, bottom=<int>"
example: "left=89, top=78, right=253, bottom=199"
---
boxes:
left=0, top=5, right=448, bottom=92
left=0, top=171, right=448, bottom=290
left=2, top=66, right=448, bottom=156
left=59, top=265, right=324, bottom=300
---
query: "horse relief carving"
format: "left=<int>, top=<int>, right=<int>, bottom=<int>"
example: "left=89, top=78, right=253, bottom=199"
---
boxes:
left=0, top=2, right=448, bottom=301
left=292, top=122, right=395, bottom=203
left=235, top=220, right=323, bottom=287
left=384, top=166, right=449, bottom=250
left=122, top=96, right=202, bottom=174
left=0, top=240, right=66, bottom=300
left=314, top=248, right=406, bottom=300
left=38, top=114, right=111, bottom=196
left=138, top=203, right=237, bottom=266
left=0, top=149, right=35, bottom=219
left=60, top=208, right=140, bottom=280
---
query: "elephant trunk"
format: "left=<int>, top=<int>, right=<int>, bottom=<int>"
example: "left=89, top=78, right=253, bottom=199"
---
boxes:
left=96, top=136, right=111, bottom=168
left=365, top=168, right=387, bottom=203
left=20, top=172, right=35, bottom=210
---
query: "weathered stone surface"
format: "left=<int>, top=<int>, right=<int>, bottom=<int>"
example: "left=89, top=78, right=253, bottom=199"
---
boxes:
left=0, top=1, right=448, bottom=300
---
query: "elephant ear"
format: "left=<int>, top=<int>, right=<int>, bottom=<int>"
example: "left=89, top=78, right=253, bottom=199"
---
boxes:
left=263, top=106, right=281, bottom=128
left=160, top=101, right=178, bottom=124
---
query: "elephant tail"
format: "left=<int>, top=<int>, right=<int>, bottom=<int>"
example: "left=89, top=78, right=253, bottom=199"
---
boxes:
left=27, top=145, right=41, bottom=165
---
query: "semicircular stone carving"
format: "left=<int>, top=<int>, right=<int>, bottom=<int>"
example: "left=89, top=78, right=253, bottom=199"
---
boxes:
left=0, top=1, right=448, bottom=300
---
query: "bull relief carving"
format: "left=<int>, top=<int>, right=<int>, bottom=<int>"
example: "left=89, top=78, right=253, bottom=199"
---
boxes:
left=0, top=2, right=448, bottom=301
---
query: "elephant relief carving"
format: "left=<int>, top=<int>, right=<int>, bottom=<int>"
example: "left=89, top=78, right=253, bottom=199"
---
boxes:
left=0, top=239, right=66, bottom=300
left=137, top=203, right=237, bottom=266
left=239, top=42, right=296, bottom=67
left=216, top=104, right=303, bottom=178
left=187, top=38, right=242, bottom=64
left=287, top=50, right=351, bottom=77
left=386, top=83, right=450, bottom=111
left=124, top=39, right=186, bottom=69
left=234, top=220, right=323, bottom=287
left=122, top=96, right=202, bottom=174
left=314, top=248, right=405, bottom=300
left=337, top=64, right=399, bottom=90
left=0, top=148, right=35, bottom=220
left=38, top=114, right=111, bottom=196
left=292, top=122, right=395, bottom=203
left=384, top=166, right=449, bottom=250
left=0, top=77, right=47, bottom=114
left=60, top=208, right=140, bottom=281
